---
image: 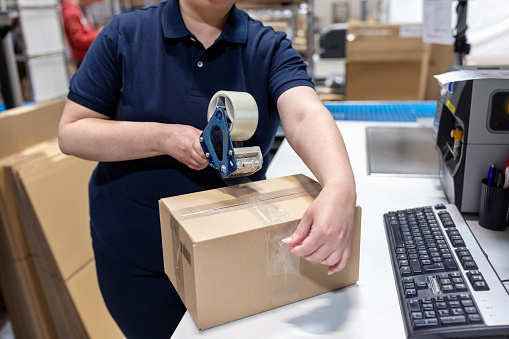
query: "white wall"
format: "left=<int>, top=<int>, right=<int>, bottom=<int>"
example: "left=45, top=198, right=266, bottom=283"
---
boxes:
left=464, top=0, right=509, bottom=65
left=387, top=0, right=509, bottom=65
left=315, top=0, right=509, bottom=65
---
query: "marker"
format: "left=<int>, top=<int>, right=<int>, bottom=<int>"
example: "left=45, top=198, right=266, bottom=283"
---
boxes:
left=487, top=163, right=496, bottom=186
left=504, top=159, right=509, bottom=188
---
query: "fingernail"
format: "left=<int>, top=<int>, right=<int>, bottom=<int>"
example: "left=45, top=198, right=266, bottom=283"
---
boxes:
left=281, top=237, right=291, bottom=244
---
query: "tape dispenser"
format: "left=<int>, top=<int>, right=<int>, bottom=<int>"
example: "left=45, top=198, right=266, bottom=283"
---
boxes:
left=200, top=91, right=263, bottom=178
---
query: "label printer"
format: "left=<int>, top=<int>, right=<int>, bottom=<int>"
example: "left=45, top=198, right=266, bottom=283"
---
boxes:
left=433, top=66, right=509, bottom=213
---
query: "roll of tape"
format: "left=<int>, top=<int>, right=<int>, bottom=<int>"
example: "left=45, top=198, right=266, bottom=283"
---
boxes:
left=207, top=91, right=258, bottom=141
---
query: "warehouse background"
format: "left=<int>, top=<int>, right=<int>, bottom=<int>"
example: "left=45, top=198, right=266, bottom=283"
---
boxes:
left=0, top=0, right=508, bottom=338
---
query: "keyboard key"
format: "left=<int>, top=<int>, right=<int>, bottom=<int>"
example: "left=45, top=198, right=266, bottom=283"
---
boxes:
left=416, top=281, right=427, bottom=290
left=464, top=307, right=478, bottom=314
left=461, top=299, right=474, bottom=307
left=424, top=311, right=436, bottom=318
left=451, top=308, right=464, bottom=315
left=389, top=220, right=404, bottom=248
left=408, top=299, right=421, bottom=312
left=455, top=283, right=468, bottom=292
left=444, top=258, right=458, bottom=270
left=436, top=302, right=447, bottom=309
left=411, top=312, right=423, bottom=320
left=452, top=239, right=466, bottom=247
left=404, top=282, right=415, bottom=289
left=413, top=318, right=438, bottom=328
left=401, top=266, right=411, bottom=276
left=438, top=309, right=450, bottom=317
left=405, top=289, right=417, bottom=297
left=463, top=261, right=479, bottom=270
left=442, top=285, right=454, bottom=293
left=423, top=263, right=445, bottom=273
left=449, top=301, right=461, bottom=308
left=440, top=315, right=467, bottom=325
left=440, top=278, right=452, bottom=285
left=409, top=258, right=422, bottom=274
left=468, top=314, right=482, bottom=322
left=473, top=281, right=490, bottom=291
left=422, top=303, right=434, bottom=311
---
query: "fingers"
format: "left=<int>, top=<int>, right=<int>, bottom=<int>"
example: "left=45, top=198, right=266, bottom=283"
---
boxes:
left=281, top=193, right=355, bottom=275
left=190, top=136, right=208, bottom=170
left=165, top=125, right=208, bottom=170
left=327, top=251, right=350, bottom=275
left=281, top=215, right=312, bottom=246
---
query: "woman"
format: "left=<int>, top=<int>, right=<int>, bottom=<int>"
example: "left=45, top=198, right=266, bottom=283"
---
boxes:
left=58, top=0, right=356, bottom=337
left=61, top=0, right=103, bottom=66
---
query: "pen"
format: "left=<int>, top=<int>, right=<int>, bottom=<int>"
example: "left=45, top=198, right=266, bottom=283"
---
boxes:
left=504, top=159, right=509, bottom=188
left=487, top=163, right=495, bottom=186
left=495, top=170, right=504, bottom=188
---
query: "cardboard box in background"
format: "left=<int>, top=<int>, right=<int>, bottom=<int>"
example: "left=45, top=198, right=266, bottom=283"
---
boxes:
left=345, top=22, right=454, bottom=101
left=160, top=174, right=362, bottom=330
left=423, top=44, right=455, bottom=100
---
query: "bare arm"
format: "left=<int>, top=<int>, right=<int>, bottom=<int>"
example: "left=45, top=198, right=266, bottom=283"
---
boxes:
left=278, top=86, right=357, bottom=275
left=58, top=99, right=208, bottom=170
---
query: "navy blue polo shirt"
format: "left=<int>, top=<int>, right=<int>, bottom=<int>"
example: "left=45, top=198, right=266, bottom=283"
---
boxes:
left=68, top=0, right=314, bottom=271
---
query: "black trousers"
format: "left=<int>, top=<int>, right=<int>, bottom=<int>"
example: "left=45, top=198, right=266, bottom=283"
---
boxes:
left=93, top=235, right=186, bottom=338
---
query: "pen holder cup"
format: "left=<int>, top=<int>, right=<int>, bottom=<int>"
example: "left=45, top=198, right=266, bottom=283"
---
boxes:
left=479, top=178, right=509, bottom=231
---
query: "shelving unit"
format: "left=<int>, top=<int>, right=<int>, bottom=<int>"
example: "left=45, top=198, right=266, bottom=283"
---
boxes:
left=237, top=0, right=315, bottom=77
left=0, top=0, right=69, bottom=107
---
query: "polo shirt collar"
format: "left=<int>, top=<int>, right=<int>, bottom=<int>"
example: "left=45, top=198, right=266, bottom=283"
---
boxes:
left=161, top=0, right=247, bottom=45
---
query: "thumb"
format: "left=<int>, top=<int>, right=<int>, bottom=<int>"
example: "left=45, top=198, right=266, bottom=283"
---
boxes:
left=282, top=217, right=312, bottom=246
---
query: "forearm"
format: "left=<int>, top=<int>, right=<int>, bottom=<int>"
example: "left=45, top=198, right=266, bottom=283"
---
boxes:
left=279, top=88, right=356, bottom=199
left=58, top=100, right=208, bottom=169
left=279, top=87, right=356, bottom=274
left=58, top=117, right=167, bottom=162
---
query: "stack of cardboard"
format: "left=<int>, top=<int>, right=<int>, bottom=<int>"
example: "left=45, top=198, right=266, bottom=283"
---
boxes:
left=0, top=100, right=123, bottom=338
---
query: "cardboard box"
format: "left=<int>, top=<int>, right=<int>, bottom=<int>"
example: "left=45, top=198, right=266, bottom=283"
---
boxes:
left=345, top=22, right=428, bottom=101
left=423, top=44, right=455, bottom=100
left=160, top=174, right=362, bottom=330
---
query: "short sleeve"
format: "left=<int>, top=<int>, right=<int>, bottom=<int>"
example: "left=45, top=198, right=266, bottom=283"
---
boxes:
left=67, top=16, right=123, bottom=117
left=268, top=32, right=314, bottom=102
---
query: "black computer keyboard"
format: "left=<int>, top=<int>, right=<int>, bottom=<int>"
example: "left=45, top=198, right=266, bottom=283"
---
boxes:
left=383, top=203, right=509, bottom=339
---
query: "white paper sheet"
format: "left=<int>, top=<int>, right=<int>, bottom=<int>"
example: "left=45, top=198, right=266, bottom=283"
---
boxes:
left=422, top=0, right=454, bottom=45
left=435, top=70, right=509, bottom=86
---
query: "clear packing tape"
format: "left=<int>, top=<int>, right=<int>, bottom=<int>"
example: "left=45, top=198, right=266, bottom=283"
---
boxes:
left=168, top=179, right=322, bottom=306
left=207, top=90, right=258, bottom=141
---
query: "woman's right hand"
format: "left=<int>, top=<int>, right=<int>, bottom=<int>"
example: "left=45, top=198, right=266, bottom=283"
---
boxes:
left=59, top=100, right=209, bottom=171
left=162, top=124, right=209, bottom=170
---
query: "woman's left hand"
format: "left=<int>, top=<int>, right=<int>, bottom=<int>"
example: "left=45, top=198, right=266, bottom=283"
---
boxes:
left=282, top=184, right=356, bottom=275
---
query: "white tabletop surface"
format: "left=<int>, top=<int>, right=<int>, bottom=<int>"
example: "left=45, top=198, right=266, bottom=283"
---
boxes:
left=172, top=121, right=509, bottom=338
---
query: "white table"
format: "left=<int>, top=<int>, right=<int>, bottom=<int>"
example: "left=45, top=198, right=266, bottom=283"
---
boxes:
left=172, top=121, right=509, bottom=338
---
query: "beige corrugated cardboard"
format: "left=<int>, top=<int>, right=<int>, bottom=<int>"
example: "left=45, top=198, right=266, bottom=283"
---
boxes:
left=66, top=260, right=125, bottom=339
left=0, top=100, right=64, bottom=159
left=345, top=22, right=428, bottom=101
left=0, top=100, right=124, bottom=338
left=160, top=174, right=362, bottom=330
